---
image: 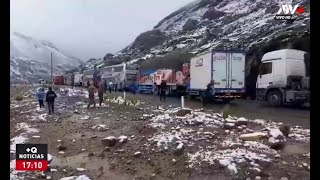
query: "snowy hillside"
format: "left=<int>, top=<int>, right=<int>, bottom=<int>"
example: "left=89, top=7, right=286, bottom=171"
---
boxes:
left=74, top=0, right=309, bottom=89
left=10, top=32, right=83, bottom=83
left=121, top=0, right=309, bottom=59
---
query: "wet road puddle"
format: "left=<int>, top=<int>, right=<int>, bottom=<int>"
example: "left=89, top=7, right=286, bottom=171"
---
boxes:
left=50, top=153, right=132, bottom=180
left=51, top=153, right=109, bottom=170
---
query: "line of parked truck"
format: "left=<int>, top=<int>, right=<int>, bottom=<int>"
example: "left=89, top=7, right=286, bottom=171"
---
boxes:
left=54, top=48, right=309, bottom=107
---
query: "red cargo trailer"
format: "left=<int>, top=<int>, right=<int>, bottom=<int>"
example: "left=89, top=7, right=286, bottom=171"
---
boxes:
left=53, top=75, right=65, bottom=85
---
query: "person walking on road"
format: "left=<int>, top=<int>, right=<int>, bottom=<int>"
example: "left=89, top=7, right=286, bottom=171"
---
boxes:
left=153, top=82, right=157, bottom=96
left=108, top=80, right=113, bottom=93
left=36, top=87, right=45, bottom=108
left=160, top=80, right=167, bottom=101
left=46, top=87, right=57, bottom=115
left=203, top=80, right=215, bottom=106
left=98, top=82, right=104, bottom=107
left=87, top=84, right=96, bottom=108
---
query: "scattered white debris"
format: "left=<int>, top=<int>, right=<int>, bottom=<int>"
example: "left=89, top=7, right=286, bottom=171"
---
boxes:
left=148, top=128, right=193, bottom=147
left=289, top=127, right=310, bottom=142
left=80, top=116, right=90, bottom=120
left=48, top=154, right=53, bottom=164
left=91, top=124, right=108, bottom=131
left=243, top=141, right=277, bottom=154
left=133, top=151, right=142, bottom=157
left=188, top=148, right=271, bottom=170
left=118, top=135, right=128, bottom=143
left=177, top=143, right=184, bottom=150
left=58, top=151, right=65, bottom=154
left=31, top=113, right=47, bottom=121
left=227, top=163, right=238, bottom=174
left=150, top=122, right=166, bottom=129
left=60, top=175, right=91, bottom=180
left=76, top=168, right=87, bottom=172
left=50, top=168, right=57, bottom=172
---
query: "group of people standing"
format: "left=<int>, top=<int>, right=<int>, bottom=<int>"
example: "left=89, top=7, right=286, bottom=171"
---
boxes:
left=87, top=80, right=114, bottom=108
left=35, top=79, right=216, bottom=115
left=152, top=80, right=168, bottom=101
left=36, top=86, right=57, bottom=115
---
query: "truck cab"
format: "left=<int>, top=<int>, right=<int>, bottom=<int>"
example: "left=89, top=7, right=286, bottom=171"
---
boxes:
left=256, top=49, right=309, bottom=106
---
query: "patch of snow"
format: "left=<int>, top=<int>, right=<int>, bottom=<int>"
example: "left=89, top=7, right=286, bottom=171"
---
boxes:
left=188, top=148, right=272, bottom=169
left=30, top=113, right=47, bottom=121
left=60, top=175, right=91, bottom=180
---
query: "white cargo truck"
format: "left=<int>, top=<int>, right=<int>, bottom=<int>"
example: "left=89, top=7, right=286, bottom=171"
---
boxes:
left=189, top=50, right=246, bottom=102
left=74, top=73, right=83, bottom=86
left=256, top=49, right=310, bottom=106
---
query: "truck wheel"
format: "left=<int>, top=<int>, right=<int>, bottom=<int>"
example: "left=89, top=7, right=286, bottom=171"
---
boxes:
left=267, top=90, right=283, bottom=106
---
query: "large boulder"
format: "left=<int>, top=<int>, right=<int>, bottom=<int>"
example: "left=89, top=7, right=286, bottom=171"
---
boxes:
left=235, top=117, right=248, bottom=126
left=224, top=123, right=236, bottom=129
left=176, top=108, right=192, bottom=117
left=267, top=129, right=286, bottom=150
left=183, top=19, right=198, bottom=31
left=239, top=132, right=268, bottom=141
left=202, top=9, right=225, bottom=20
left=279, top=125, right=291, bottom=137
left=131, top=30, right=167, bottom=51
left=174, top=143, right=184, bottom=156
left=101, top=136, right=117, bottom=147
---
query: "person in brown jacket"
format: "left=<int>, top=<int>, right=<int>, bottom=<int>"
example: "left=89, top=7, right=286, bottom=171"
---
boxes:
left=98, top=82, right=104, bottom=107
left=87, top=84, right=96, bottom=108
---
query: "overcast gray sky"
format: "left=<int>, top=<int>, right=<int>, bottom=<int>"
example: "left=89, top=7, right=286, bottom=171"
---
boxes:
left=10, top=0, right=194, bottom=60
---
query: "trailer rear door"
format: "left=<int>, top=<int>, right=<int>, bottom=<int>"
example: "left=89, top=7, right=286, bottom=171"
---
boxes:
left=212, top=52, right=227, bottom=89
left=230, top=52, right=245, bottom=89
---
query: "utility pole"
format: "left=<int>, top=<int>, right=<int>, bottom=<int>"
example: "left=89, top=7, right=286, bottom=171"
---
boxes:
left=51, top=53, right=53, bottom=85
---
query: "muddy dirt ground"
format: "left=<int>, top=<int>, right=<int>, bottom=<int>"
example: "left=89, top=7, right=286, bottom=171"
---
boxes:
left=10, top=86, right=310, bottom=180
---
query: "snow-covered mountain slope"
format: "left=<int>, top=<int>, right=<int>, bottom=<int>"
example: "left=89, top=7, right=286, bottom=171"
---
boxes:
left=121, top=0, right=309, bottom=58
left=76, top=0, right=309, bottom=76
left=10, top=32, right=83, bottom=83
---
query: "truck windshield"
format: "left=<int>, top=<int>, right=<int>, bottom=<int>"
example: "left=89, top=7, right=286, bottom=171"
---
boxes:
left=259, top=62, right=272, bottom=75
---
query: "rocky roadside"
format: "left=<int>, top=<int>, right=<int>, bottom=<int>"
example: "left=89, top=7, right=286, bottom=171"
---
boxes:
left=10, top=87, right=310, bottom=180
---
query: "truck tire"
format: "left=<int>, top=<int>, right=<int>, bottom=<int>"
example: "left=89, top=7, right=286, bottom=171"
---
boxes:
left=267, top=90, right=283, bottom=106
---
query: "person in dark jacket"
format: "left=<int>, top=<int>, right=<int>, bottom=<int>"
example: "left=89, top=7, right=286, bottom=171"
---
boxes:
left=203, top=80, right=215, bottom=106
left=46, top=87, right=57, bottom=114
left=160, top=80, right=167, bottom=101
left=36, top=88, right=45, bottom=108
left=98, top=82, right=104, bottom=107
